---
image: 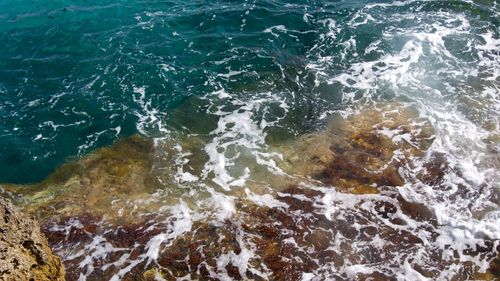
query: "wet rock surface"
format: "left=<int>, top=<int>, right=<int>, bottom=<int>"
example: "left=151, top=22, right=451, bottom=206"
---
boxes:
left=1, top=104, right=498, bottom=280
left=38, top=184, right=497, bottom=280
left=0, top=197, right=65, bottom=281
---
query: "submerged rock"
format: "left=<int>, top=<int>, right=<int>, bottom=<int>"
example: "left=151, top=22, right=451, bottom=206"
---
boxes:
left=1, top=104, right=497, bottom=280
left=1, top=135, right=158, bottom=224
left=0, top=197, right=65, bottom=281
left=280, top=103, right=435, bottom=193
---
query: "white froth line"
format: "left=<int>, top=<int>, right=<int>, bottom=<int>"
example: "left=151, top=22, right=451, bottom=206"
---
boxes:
left=201, top=91, right=288, bottom=190
left=263, top=25, right=286, bottom=37
left=245, top=188, right=288, bottom=209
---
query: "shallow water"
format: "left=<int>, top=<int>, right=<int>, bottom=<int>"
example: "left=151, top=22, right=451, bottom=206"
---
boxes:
left=1, top=0, right=499, bottom=280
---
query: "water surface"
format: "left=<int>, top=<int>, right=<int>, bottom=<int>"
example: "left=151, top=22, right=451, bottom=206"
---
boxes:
left=1, top=0, right=499, bottom=280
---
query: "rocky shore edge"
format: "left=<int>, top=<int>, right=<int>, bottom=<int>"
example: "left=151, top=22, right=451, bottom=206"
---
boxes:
left=0, top=103, right=498, bottom=280
left=0, top=197, right=65, bottom=281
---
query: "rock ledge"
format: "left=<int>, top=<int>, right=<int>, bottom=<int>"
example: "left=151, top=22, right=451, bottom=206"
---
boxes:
left=0, top=197, right=65, bottom=281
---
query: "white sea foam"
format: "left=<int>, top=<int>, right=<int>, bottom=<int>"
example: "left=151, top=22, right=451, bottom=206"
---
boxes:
left=132, top=86, right=170, bottom=140
left=303, top=1, right=500, bottom=277
left=263, top=25, right=287, bottom=37
left=172, top=143, right=199, bottom=183
left=41, top=1, right=500, bottom=280
left=200, top=90, right=288, bottom=190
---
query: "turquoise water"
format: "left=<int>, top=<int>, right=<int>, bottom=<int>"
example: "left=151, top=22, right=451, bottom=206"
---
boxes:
left=0, top=0, right=498, bottom=183
left=1, top=0, right=500, bottom=280
left=0, top=0, right=319, bottom=182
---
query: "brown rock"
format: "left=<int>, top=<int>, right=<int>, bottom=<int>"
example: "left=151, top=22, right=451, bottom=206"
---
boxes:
left=489, top=256, right=500, bottom=277
left=398, top=196, right=436, bottom=224
left=0, top=197, right=65, bottom=281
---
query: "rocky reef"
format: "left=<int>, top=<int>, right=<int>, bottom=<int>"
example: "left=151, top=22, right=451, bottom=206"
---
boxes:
left=37, top=183, right=499, bottom=281
left=1, top=135, right=158, bottom=224
left=279, top=103, right=435, bottom=193
left=0, top=197, right=65, bottom=281
left=1, top=103, right=498, bottom=280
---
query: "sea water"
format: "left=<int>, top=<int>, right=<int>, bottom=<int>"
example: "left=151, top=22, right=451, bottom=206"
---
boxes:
left=0, top=0, right=499, bottom=280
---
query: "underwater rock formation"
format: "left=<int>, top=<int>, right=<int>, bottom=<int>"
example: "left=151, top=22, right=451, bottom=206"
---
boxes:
left=1, top=135, right=157, bottom=224
left=1, top=103, right=498, bottom=280
left=0, top=197, right=65, bottom=281
left=280, top=103, right=435, bottom=193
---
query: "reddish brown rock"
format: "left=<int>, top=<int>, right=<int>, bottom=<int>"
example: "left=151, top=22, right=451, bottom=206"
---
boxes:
left=281, top=104, right=435, bottom=194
